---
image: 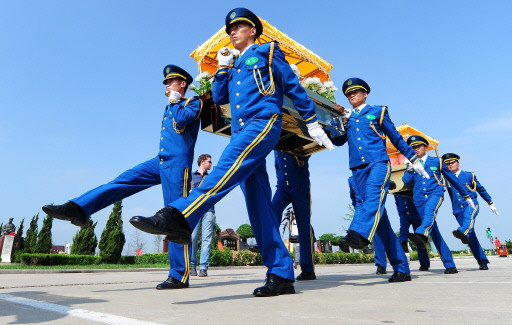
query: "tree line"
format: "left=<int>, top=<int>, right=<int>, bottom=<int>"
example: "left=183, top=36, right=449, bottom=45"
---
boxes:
left=9, top=201, right=125, bottom=263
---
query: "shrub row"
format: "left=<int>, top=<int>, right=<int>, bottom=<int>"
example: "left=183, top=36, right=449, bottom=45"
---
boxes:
left=20, top=250, right=375, bottom=266
left=20, top=253, right=101, bottom=266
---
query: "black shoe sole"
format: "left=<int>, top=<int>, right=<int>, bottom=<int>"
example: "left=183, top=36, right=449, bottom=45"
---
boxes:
left=388, top=276, right=412, bottom=283
left=42, top=206, right=87, bottom=228
left=452, top=230, right=470, bottom=244
left=156, top=284, right=189, bottom=290
left=296, top=276, right=316, bottom=281
left=130, top=217, right=190, bottom=244
left=253, top=286, right=295, bottom=297
left=408, top=233, right=427, bottom=249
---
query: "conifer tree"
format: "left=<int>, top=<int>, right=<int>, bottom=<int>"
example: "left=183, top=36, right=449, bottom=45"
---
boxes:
left=71, top=219, right=98, bottom=255
left=99, top=201, right=125, bottom=263
left=35, top=214, right=53, bottom=253
left=24, top=213, right=39, bottom=253
left=13, top=218, right=25, bottom=250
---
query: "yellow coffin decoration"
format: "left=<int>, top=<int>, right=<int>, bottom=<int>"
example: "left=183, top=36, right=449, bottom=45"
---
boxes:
left=190, top=18, right=333, bottom=82
left=388, top=124, right=440, bottom=195
left=387, top=123, right=440, bottom=155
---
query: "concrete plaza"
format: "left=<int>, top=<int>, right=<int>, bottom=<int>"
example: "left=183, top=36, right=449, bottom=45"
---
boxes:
left=0, top=255, right=511, bottom=324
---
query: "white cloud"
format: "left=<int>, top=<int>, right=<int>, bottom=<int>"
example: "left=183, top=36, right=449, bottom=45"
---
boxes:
left=467, top=116, right=512, bottom=133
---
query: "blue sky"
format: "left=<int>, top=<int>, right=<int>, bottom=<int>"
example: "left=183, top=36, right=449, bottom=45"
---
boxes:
left=1, top=1, right=511, bottom=253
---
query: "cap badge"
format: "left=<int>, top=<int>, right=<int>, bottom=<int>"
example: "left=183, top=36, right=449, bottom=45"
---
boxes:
left=347, top=80, right=353, bottom=85
left=165, top=67, right=170, bottom=74
left=230, top=11, right=236, bottom=19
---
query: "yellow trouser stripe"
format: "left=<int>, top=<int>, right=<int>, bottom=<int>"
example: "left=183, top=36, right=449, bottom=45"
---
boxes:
left=463, top=204, right=479, bottom=235
left=182, top=114, right=279, bottom=218
left=180, top=243, right=190, bottom=282
left=183, top=168, right=189, bottom=197
left=368, top=162, right=391, bottom=240
left=423, top=196, right=444, bottom=237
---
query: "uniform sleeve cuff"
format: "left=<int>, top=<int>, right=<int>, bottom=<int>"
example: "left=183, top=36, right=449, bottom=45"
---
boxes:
left=304, top=114, right=317, bottom=124
left=409, top=155, right=419, bottom=164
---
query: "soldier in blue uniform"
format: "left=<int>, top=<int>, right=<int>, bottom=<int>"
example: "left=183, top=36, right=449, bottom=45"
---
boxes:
left=338, top=78, right=428, bottom=282
left=130, top=8, right=333, bottom=297
left=402, top=136, right=475, bottom=255
left=42, top=65, right=202, bottom=290
left=347, top=176, right=411, bottom=279
left=442, top=153, right=500, bottom=270
left=272, top=151, right=315, bottom=280
left=394, top=194, right=458, bottom=274
left=348, top=176, right=386, bottom=274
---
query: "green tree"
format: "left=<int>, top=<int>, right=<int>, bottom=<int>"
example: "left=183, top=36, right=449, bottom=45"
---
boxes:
left=71, top=219, right=98, bottom=255
left=99, top=201, right=125, bottom=263
left=11, top=218, right=25, bottom=262
left=236, top=224, right=254, bottom=243
left=35, top=214, right=53, bottom=253
left=342, top=204, right=354, bottom=232
left=24, top=213, right=39, bottom=253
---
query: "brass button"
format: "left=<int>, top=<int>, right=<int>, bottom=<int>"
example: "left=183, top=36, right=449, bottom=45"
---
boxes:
left=237, top=81, right=241, bottom=85
left=236, top=93, right=240, bottom=96
left=356, top=128, right=360, bottom=131
left=237, top=69, right=241, bottom=73
left=358, top=146, right=362, bottom=149
left=161, top=148, right=164, bottom=151
left=236, top=105, right=240, bottom=108
left=161, top=137, right=164, bottom=140
left=240, top=122, right=244, bottom=126
left=162, top=127, right=166, bottom=130
left=238, top=118, right=243, bottom=122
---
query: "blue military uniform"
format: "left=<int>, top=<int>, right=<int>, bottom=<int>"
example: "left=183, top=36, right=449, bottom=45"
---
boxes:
left=394, top=195, right=456, bottom=271
left=272, top=151, right=315, bottom=275
left=71, top=65, right=201, bottom=285
left=443, top=153, right=494, bottom=267
left=338, top=78, right=416, bottom=277
left=402, top=136, right=472, bottom=242
left=168, top=9, right=319, bottom=283
left=348, top=177, right=410, bottom=274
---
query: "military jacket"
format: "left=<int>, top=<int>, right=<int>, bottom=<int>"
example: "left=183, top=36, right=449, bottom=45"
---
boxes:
left=402, top=155, right=470, bottom=205
left=447, top=170, right=493, bottom=212
left=274, top=151, right=310, bottom=188
left=339, top=105, right=418, bottom=169
left=213, top=42, right=317, bottom=132
left=158, top=97, right=202, bottom=167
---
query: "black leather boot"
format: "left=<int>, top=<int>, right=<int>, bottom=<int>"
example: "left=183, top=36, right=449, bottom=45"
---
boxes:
left=130, top=206, right=191, bottom=244
left=42, top=202, right=88, bottom=227
left=253, top=274, right=295, bottom=297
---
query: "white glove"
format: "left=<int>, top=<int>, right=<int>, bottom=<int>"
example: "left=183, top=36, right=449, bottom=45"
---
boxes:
left=342, top=107, right=352, bottom=119
left=490, top=204, right=500, bottom=216
left=412, top=160, right=430, bottom=179
left=466, top=198, right=476, bottom=209
left=168, top=90, right=181, bottom=103
left=217, top=47, right=234, bottom=66
left=306, top=121, right=334, bottom=150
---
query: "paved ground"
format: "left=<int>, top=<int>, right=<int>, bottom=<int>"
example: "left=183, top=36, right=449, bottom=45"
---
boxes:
left=0, top=255, right=511, bottom=324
